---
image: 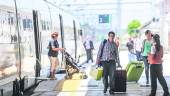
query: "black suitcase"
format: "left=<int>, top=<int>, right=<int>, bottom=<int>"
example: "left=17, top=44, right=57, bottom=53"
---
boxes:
left=115, top=68, right=127, bottom=92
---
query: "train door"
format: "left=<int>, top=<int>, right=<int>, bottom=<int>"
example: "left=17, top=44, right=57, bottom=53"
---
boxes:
left=18, top=10, right=37, bottom=89
left=35, top=8, right=63, bottom=78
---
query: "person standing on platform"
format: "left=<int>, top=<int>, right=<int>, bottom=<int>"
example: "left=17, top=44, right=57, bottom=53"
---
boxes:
left=83, top=36, right=94, bottom=63
left=148, top=34, right=170, bottom=96
left=142, top=30, right=152, bottom=85
left=96, top=31, right=120, bottom=95
left=126, top=37, right=136, bottom=62
left=48, top=32, right=65, bottom=80
left=134, top=34, right=142, bottom=61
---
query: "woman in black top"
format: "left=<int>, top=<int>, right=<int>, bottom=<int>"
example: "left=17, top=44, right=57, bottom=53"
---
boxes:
left=48, top=32, right=64, bottom=79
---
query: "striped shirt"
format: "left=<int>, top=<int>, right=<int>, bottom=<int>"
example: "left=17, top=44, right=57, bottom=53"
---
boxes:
left=97, top=40, right=120, bottom=63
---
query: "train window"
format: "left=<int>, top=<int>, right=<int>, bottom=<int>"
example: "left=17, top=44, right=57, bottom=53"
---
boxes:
left=47, top=21, right=50, bottom=30
left=0, top=10, right=17, bottom=44
left=8, top=17, right=14, bottom=25
left=23, top=19, right=27, bottom=30
left=22, top=18, right=33, bottom=31
left=27, top=19, right=32, bottom=28
left=78, top=29, right=83, bottom=36
left=44, top=21, right=47, bottom=30
left=41, top=20, right=50, bottom=31
left=41, top=20, right=45, bottom=30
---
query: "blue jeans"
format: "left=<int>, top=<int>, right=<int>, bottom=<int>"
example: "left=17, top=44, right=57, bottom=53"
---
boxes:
left=136, top=51, right=142, bottom=61
left=128, top=52, right=136, bottom=62
left=143, top=56, right=149, bottom=83
left=101, top=60, right=116, bottom=92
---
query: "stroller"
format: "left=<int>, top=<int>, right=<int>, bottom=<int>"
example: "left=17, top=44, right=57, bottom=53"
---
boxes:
left=64, top=51, right=87, bottom=79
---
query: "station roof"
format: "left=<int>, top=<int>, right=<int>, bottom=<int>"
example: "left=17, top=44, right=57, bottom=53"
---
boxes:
left=46, top=0, right=152, bottom=14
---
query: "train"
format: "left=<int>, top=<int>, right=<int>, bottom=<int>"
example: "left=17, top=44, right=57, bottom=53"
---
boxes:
left=0, top=0, right=84, bottom=95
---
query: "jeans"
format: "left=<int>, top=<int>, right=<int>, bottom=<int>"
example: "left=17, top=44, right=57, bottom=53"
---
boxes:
left=101, top=60, right=116, bottom=92
left=136, top=50, right=142, bottom=61
left=150, top=64, right=169, bottom=95
left=143, top=56, right=150, bottom=83
left=128, top=52, right=136, bottom=62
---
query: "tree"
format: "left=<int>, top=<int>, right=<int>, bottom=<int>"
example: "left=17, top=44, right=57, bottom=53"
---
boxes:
left=127, top=20, right=141, bottom=36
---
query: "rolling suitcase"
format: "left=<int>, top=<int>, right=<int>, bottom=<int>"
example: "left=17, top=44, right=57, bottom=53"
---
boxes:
left=115, top=68, right=127, bottom=92
left=126, top=61, right=144, bottom=82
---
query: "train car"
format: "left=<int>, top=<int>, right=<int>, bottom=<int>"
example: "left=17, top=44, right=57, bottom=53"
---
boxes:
left=0, top=0, right=83, bottom=95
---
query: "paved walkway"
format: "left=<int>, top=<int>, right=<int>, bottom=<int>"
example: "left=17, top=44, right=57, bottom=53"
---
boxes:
left=31, top=51, right=170, bottom=96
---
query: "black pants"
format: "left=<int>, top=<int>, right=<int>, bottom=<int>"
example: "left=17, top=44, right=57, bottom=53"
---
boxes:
left=101, top=60, right=116, bottom=92
left=150, top=64, right=169, bottom=95
left=86, top=49, right=93, bottom=63
left=143, top=56, right=150, bottom=83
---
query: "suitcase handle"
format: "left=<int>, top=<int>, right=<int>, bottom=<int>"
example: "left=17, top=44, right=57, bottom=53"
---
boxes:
left=116, top=66, right=124, bottom=76
left=116, top=65, right=122, bottom=69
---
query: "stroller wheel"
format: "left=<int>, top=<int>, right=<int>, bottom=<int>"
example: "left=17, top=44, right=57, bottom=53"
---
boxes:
left=83, top=75, right=88, bottom=79
left=64, top=75, right=71, bottom=79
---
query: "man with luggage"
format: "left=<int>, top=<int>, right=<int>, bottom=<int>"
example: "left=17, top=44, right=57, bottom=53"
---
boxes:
left=142, top=30, right=152, bottom=85
left=96, top=31, right=120, bottom=94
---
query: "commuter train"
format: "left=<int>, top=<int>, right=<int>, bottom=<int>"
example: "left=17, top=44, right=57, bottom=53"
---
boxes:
left=0, top=0, right=83, bottom=94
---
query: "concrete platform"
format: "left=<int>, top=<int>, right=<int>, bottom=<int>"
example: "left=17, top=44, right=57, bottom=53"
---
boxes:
left=31, top=76, right=170, bottom=96
left=31, top=66, right=170, bottom=96
left=31, top=51, right=170, bottom=96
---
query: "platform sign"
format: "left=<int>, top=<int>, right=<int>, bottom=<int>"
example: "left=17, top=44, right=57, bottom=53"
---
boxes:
left=99, top=14, right=110, bottom=23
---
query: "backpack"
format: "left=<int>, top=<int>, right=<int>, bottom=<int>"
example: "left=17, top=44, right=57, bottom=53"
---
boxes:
left=100, top=39, right=107, bottom=58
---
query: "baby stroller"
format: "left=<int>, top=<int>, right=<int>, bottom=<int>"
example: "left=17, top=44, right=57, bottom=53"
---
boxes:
left=64, top=51, right=87, bottom=79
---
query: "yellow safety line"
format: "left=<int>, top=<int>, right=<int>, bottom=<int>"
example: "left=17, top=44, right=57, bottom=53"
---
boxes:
left=61, top=79, right=81, bottom=96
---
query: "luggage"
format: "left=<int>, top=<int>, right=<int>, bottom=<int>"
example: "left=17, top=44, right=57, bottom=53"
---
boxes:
left=115, top=68, right=127, bottom=92
left=126, top=61, right=144, bottom=82
left=90, top=65, right=103, bottom=80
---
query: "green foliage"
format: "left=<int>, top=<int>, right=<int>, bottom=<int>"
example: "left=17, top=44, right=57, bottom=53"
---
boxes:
left=127, top=20, right=141, bottom=36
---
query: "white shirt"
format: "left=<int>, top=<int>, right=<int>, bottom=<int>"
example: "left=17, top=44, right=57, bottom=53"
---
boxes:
left=134, top=37, right=142, bottom=52
left=84, top=40, right=91, bottom=49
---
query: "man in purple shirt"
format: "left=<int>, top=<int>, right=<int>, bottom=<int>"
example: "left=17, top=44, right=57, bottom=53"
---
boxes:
left=96, top=31, right=120, bottom=95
